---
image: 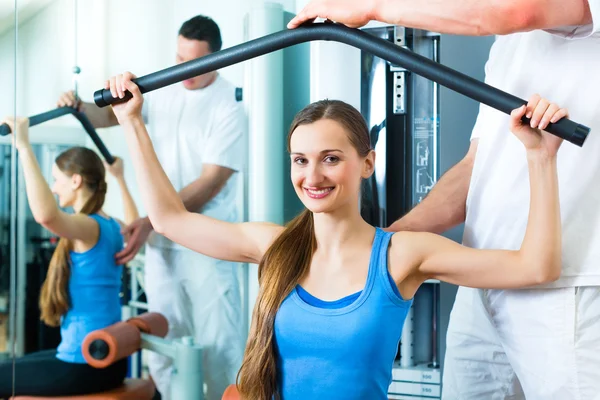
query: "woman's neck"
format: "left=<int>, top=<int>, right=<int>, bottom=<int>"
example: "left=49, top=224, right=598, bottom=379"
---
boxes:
left=312, top=206, right=375, bottom=255
left=73, top=191, right=94, bottom=214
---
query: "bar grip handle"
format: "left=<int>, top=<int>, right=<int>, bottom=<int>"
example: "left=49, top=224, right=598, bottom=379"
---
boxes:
left=0, top=107, right=116, bottom=163
left=0, top=107, right=74, bottom=136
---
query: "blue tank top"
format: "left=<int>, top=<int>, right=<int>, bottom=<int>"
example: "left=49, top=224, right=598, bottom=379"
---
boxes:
left=56, top=214, right=124, bottom=363
left=274, top=228, right=413, bottom=399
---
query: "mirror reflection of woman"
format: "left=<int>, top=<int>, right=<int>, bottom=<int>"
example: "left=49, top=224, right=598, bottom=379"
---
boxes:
left=0, top=117, right=138, bottom=398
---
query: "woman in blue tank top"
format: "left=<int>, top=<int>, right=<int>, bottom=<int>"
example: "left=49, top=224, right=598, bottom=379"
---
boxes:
left=0, top=117, right=139, bottom=397
left=110, top=74, right=566, bottom=400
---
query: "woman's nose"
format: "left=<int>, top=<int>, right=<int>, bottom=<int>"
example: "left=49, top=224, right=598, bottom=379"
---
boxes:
left=304, top=164, right=324, bottom=186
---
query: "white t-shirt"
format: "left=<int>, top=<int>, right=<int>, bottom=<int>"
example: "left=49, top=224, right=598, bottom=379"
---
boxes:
left=142, top=75, right=247, bottom=249
left=464, top=0, right=600, bottom=288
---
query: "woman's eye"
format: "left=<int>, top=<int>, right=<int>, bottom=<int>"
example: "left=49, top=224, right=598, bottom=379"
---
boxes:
left=294, top=157, right=307, bottom=165
left=324, top=156, right=339, bottom=163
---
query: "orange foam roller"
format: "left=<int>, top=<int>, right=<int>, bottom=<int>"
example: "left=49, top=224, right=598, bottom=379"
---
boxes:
left=127, top=312, right=168, bottom=337
left=82, top=313, right=168, bottom=369
left=222, top=384, right=241, bottom=400
left=82, top=321, right=141, bottom=368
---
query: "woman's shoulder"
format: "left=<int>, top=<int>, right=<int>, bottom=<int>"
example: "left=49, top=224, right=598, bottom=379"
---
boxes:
left=388, top=230, right=426, bottom=260
left=91, top=211, right=120, bottom=226
left=87, top=213, right=123, bottom=241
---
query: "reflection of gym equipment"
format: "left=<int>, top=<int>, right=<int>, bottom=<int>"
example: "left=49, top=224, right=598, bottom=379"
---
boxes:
left=83, top=312, right=203, bottom=400
left=24, top=236, right=61, bottom=354
left=0, top=146, right=12, bottom=298
left=93, top=22, right=590, bottom=146
left=12, top=312, right=203, bottom=400
left=0, top=107, right=115, bottom=164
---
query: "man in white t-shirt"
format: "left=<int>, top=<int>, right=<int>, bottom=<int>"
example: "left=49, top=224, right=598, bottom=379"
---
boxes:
left=57, top=15, right=246, bottom=400
left=290, top=0, right=600, bottom=398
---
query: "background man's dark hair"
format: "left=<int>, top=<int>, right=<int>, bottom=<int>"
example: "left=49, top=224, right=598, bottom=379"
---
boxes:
left=179, top=15, right=222, bottom=53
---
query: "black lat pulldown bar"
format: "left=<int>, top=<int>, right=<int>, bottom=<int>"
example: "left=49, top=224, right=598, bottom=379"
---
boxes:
left=0, top=107, right=115, bottom=164
left=93, top=22, right=590, bottom=147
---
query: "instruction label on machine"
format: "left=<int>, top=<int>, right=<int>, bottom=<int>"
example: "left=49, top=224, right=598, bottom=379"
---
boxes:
left=413, top=116, right=439, bottom=205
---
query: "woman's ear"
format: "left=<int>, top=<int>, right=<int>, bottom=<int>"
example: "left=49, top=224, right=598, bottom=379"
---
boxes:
left=362, top=150, right=376, bottom=179
left=71, top=173, right=83, bottom=190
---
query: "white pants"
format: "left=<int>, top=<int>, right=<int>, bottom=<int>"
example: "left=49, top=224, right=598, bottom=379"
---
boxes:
left=144, top=245, right=245, bottom=400
left=442, top=286, right=600, bottom=400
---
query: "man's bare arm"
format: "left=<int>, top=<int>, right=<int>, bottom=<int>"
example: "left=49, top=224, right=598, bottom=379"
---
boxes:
left=374, top=0, right=593, bottom=35
left=289, top=0, right=593, bottom=36
left=56, top=91, right=118, bottom=128
left=179, top=164, right=235, bottom=212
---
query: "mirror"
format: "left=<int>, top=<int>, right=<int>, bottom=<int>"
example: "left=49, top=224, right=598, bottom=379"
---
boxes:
left=3, top=0, right=268, bottom=398
left=0, top=0, right=18, bottom=397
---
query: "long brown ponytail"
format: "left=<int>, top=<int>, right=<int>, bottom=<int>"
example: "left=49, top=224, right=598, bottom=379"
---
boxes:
left=237, top=100, right=372, bottom=399
left=39, top=147, right=107, bottom=327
